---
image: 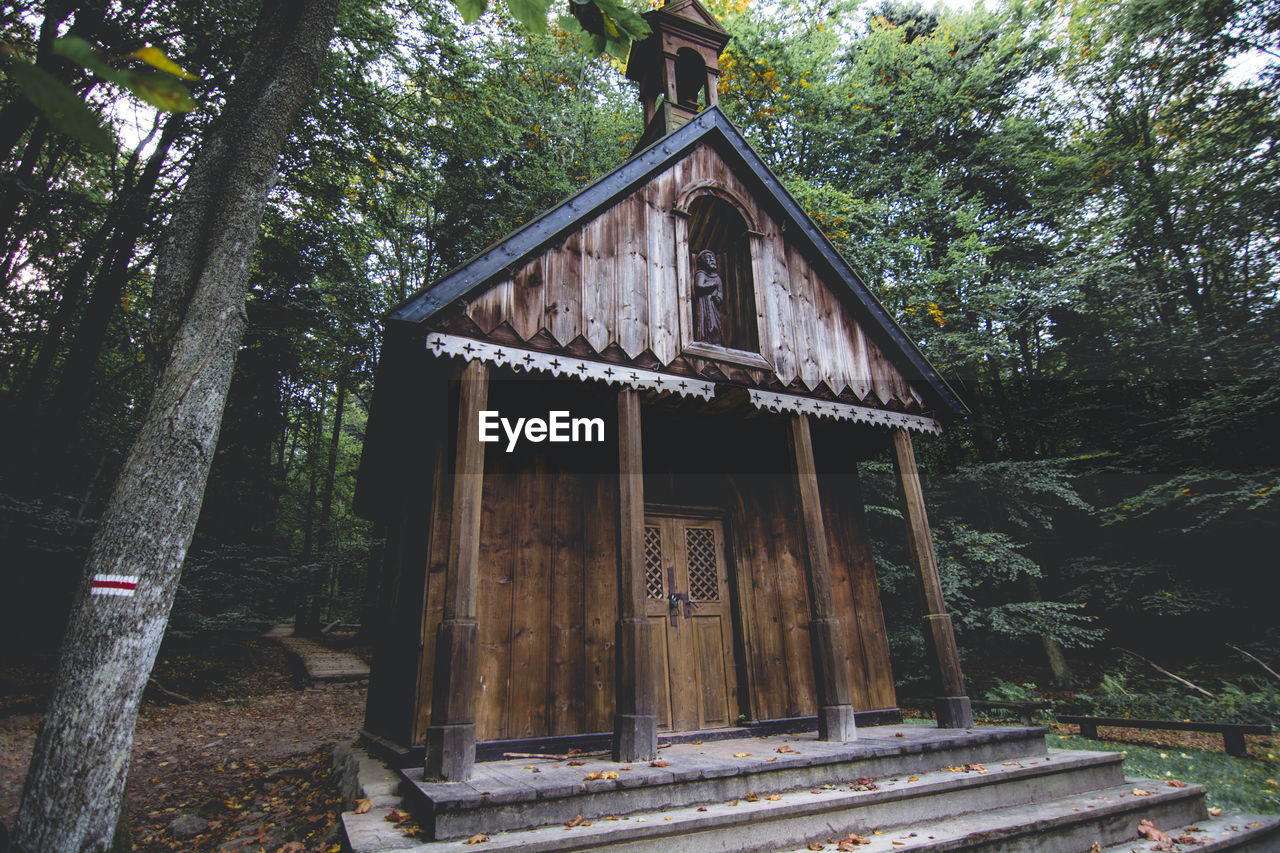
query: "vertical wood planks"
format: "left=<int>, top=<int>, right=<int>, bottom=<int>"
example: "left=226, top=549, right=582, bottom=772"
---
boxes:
left=583, top=474, right=618, bottom=733
left=831, top=467, right=897, bottom=711
left=547, top=233, right=583, bottom=346
left=510, top=256, right=545, bottom=342
left=765, top=480, right=817, bottom=718
left=549, top=469, right=586, bottom=736
left=582, top=214, right=614, bottom=354
left=847, top=321, right=872, bottom=402
left=866, top=338, right=898, bottom=407
left=617, top=193, right=649, bottom=358
left=508, top=456, right=551, bottom=739
left=787, top=244, right=822, bottom=391
left=818, top=472, right=874, bottom=712
left=466, top=279, right=511, bottom=335
left=475, top=458, right=515, bottom=742
left=411, top=444, right=452, bottom=744
left=648, top=173, right=679, bottom=365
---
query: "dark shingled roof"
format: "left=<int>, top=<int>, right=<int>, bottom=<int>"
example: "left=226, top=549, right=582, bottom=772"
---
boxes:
left=388, top=107, right=967, bottom=418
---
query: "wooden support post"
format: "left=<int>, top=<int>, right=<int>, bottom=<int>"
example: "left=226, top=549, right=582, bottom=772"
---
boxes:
left=424, top=360, right=489, bottom=780
left=613, top=388, right=657, bottom=762
left=890, top=428, right=973, bottom=729
left=788, top=414, right=857, bottom=741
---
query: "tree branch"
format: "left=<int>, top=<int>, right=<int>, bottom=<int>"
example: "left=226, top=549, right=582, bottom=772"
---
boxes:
left=1119, top=648, right=1216, bottom=699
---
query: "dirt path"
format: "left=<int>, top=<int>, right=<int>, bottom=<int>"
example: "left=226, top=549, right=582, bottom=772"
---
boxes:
left=1, top=643, right=367, bottom=851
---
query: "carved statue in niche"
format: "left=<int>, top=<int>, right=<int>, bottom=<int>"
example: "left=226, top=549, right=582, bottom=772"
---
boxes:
left=692, top=248, right=724, bottom=345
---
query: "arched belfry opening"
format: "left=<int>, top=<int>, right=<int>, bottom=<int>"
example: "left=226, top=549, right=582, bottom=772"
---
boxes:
left=687, top=195, right=758, bottom=352
left=625, top=0, right=730, bottom=149
left=675, top=47, right=708, bottom=107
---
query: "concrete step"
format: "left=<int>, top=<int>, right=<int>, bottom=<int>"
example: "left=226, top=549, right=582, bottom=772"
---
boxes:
left=772, top=780, right=1207, bottom=853
left=398, top=726, right=1049, bottom=840
left=1096, top=810, right=1280, bottom=852
left=344, top=749, right=1142, bottom=852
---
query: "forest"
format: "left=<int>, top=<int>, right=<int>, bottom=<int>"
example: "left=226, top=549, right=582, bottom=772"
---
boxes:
left=1, top=0, right=1278, bottom=792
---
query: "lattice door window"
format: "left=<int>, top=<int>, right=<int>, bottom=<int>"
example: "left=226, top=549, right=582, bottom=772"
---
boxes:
left=644, top=524, right=664, bottom=600
left=685, top=527, right=720, bottom=602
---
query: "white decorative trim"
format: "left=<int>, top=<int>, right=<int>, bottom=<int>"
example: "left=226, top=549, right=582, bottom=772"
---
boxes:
left=425, top=333, right=716, bottom=400
left=748, top=389, right=942, bottom=435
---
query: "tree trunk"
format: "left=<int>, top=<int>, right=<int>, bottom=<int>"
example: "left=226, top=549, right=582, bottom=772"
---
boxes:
left=1026, top=575, right=1073, bottom=688
left=12, top=2, right=339, bottom=850
left=317, top=372, right=347, bottom=557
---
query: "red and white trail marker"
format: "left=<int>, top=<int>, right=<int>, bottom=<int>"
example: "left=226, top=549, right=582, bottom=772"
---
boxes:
left=91, top=574, right=138, bottom=597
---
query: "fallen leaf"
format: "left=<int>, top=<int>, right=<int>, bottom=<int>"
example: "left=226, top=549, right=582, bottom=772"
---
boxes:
left=650, top=760, right=671, bottom=767
left=894, top=732, right=904, bottom=738
left=766, top=757, right=779, bottom=762
left=777, top=745, right=798, bottom=754
left=964, top=764, right=987, bottom=774
left=567, top=760, right=586, bottom=766
left=908, top=776, right=919, bottom=782
left=462, top=833, right=490, bottom=845
left=1208, top=807, right=1223, bottom=817
left=1132, top=788, right=1152, bottom=797
left=353, top=798, right=373, bottom=814
left=280, top=843, right=305, bottom=853
left=1167, top=779, right=1188, bottom=788
left=807, top=843, right=825, bottom=851
left=565, top=814, right=585, bottom=827
left=767, top=794, right=782, bottom=801
left=744, top=792, right=760, bottom=802
left=583, top=771, right=601, bottom=781
left=384, top=809, right=406, bottom=823
left=733, top=752, right=752, bottom=758
left=696, top=807, right=707, bottom=812
left=1138, top=819, right=1172, bottom=849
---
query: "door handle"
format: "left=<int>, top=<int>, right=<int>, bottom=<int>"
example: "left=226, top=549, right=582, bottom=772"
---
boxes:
left=667, top=565, right=679, bottom=626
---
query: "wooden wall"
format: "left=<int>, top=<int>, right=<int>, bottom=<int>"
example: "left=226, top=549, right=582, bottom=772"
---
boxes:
left=448, top=143, right=921, bottom=410
left=365, top=386, right=897, bottom=747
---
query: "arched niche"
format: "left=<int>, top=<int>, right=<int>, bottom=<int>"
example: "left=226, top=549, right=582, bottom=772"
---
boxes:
left=673, top=182, right=772, bottom=370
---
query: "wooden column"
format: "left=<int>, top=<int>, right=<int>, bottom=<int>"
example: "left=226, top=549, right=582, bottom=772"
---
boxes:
left=424, top=360, right=489, bottom=780
left=613, top=388, right=658, bottom=761
left=787, top=414, right=857, bottom=741
left=890, top=428, right=973, bottom=729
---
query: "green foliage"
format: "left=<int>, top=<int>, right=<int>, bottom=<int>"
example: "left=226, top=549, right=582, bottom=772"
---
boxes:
left=51, top=37, right=197, bottom=112
left=168, top=545, right=301, bottom=638
left=0, top=54, right=114, bottom=152
left=1068, top=672, right=1280, bottom=727
left=983, top=679, right=1041, bottom=704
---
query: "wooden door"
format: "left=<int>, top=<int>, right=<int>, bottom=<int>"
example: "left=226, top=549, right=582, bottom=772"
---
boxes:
left=644, top=515, right=739, bottom=732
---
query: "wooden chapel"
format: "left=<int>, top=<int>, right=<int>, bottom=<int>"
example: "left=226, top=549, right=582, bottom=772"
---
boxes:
left=354, top=0, right=973, bottom=783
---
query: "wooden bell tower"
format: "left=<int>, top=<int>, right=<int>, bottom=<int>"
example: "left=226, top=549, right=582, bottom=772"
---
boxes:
left=625, top=0, right=731, bottom=147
